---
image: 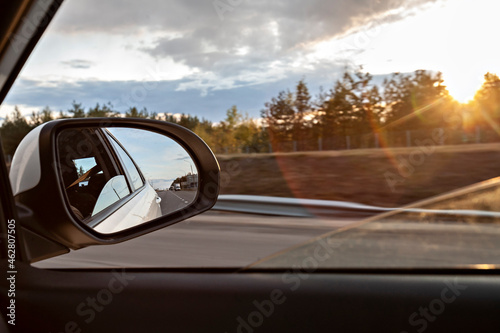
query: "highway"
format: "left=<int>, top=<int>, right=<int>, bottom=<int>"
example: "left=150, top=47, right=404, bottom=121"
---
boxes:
left=157, top=190, right=197, bottom=215
left=254, top=220, right=500, bottom=268
left=34, top=211, right=356, bottom=269
left=32, top=207, right=500, bottom=269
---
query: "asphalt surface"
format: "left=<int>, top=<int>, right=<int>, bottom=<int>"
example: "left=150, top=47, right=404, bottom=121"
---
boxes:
left=33, top=212, right=355, bottom=269
left=158, top=190, right=197, bottom=215
left=255, top=220, right=500, bottom=268
left=32, top=209, right=500, bottom=270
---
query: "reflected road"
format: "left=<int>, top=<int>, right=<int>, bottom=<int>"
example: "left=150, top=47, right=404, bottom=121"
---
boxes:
left=158, top=190, right=197, bottom=214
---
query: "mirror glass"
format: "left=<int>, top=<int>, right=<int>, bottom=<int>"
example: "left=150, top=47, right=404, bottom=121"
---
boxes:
left=57, top=127, right=198, bottom=234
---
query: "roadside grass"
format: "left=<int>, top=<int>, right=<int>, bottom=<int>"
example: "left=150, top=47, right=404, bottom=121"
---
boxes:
left=217, top=143, right=500, bottom=207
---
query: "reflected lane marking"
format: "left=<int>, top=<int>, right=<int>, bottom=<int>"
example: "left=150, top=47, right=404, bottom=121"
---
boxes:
left=170, top=191, right=189, bottom=204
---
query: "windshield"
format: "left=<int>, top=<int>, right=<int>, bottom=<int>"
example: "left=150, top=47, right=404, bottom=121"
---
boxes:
left=2, top=0, right=500, bottom=270
left=252, top=177, right=500, bottom=269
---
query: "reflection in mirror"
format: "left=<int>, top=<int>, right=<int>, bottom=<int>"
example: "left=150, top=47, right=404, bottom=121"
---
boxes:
left=92, top=175, right=130, bottom=216
left=57, top=127, right=198, bottom=234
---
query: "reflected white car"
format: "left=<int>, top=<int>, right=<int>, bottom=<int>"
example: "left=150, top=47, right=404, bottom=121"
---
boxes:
left=9, top=124, right=162, bottom=234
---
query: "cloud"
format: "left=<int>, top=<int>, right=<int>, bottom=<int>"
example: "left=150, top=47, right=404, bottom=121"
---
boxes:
left=48, top=0, right=438, bottom=91
left=150, top=179, right=174, bottom=190
left=139, top=0, right=438, bottom=72
left=52, top=0, right=437, bottom=38
left=4, top=67, right=395, bottom=122
left=172, top=156, right=193, bottom=161
left=61, top=59, right=94, bottom=69
left=4, top=78, right=276, bottom=120
left=5, top=0, right=440, bottom=121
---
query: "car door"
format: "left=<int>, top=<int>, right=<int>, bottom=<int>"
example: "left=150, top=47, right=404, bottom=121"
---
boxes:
left=89, top=128, right=162, bottom=233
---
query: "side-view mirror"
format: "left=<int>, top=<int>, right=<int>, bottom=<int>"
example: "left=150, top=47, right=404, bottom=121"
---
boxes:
left=9, top=118, right=220, bottom=262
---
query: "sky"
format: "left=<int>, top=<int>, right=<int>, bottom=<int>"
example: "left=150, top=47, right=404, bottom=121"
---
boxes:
left=1, top=0, right=499, bottom=122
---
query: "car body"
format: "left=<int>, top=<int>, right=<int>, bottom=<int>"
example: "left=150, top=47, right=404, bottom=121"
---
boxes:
left=1, top=1, right=500, bottom=333
left=174, top=183, right=181, bottom=191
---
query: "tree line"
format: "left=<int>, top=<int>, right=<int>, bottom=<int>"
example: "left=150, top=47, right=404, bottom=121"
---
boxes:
left=2, top=69, right=500, bottom=156
left=261, top=69, right=499, bottom=150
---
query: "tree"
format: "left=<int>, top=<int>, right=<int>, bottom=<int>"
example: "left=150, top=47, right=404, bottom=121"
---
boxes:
left=234, top=113, right=268, bottom=153
left=77, top=166, right=85, bottom=177
left=149, top=112, right=161, bottom=120
left=293, top=79, right=312, bottom=143
left=67, top=101, right=86, bottom=118
left=31, top=106, right=54, bottom=126
left=125, top=107, right=149, bottom=118
left=261, top=90, right=295, bottom=149
left=383, top=70, right=454, bottom=130
left=472, top=72, right=500, bottom=127
left=178, top=114, right=201, bottom=131
left=193, top=106, right=268, bottom=154
left=193, top=120, right=215, bottom=151
left=211, top=106, right=242, bottom=153
left=350, top=72, right=384, bottom=134
left=321, top=71, right=357, bottom=138
left=0, top=107, right=33, bottom=156
left=317, top=70, right=385, bottom=149
left=86, top=102, right=119, bottom=118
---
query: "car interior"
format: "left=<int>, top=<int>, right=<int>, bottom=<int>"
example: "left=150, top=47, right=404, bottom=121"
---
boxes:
left=58, top=128, right=120, bottom=221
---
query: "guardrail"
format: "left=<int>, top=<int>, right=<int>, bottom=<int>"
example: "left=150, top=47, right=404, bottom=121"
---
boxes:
left=212, top=195, right=391, bottom=217
left=212, top=195, right=500, bottom=219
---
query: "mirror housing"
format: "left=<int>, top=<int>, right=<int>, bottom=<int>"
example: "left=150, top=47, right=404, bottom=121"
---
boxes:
left=10, top=118, right=220, bottom=262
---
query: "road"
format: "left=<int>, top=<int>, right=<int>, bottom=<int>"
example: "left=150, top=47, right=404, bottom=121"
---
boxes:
left=255, top=220, right=500, bottom=268
left=34, top=212, right=355, bottom=269
left=157, top=190, right=197, bottom=215
left=33, top=208, right=500, bottom=270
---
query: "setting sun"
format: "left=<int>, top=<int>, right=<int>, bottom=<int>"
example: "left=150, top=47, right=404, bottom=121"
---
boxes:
left=310, top=0, right=500, bottom=104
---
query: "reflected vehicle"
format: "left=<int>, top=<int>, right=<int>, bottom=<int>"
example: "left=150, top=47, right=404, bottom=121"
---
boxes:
left=105, top=127, right=200, bottom=217
left=58, top=127, right=163, bottom=233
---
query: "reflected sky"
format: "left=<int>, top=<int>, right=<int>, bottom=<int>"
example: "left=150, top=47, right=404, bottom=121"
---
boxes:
left=107, top=128, right=196, bottom=189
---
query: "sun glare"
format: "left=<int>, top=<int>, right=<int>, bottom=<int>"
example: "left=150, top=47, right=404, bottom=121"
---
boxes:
left=310, top=0, right=500, bottom=104
left=438, top=0, right=500, bottom=103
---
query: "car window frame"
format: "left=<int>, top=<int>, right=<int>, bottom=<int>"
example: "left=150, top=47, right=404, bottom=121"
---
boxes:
left=83, top=128, right=150, bottom=228
left=56, top=127, right=148, bottom=229
left=57, top=127, right=124, bottom=217
left=101, top=129, right=146, bottom=192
